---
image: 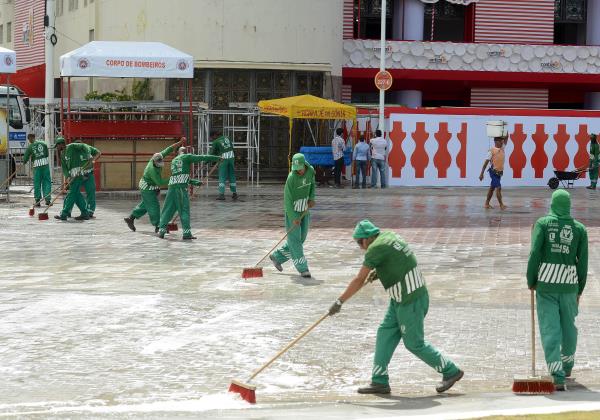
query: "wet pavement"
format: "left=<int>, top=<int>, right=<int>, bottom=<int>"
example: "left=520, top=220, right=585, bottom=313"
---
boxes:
left=0, top=184, right=599, bottom=419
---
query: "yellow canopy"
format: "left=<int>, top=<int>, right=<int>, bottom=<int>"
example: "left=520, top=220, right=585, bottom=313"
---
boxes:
left=258, top=95, right=357, bottom=170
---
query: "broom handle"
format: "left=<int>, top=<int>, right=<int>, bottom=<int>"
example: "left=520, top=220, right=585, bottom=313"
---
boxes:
left=40, top=159, right=93, bottom=213
left=171, top=160, right=221, bottom=223
left=31, top=180, right=67, bottom=208
left=253, top=210, right=309, bottom=267
left=0, top=168, right=19, bottom=190
left=531, top=289, right=535, bottom=377
left=247, top=312, right=330, bottom=382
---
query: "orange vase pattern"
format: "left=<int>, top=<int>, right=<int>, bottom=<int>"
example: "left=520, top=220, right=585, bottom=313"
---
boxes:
left=531, top=124, right=549, bottom=178
left=552, top=124, right=570, bottom=172
left=410, top=122, right=430, bottom=178
left=433, top=122, right=452, bottom=178
left=456, top=123, right=467, bottom=178
left=509, top=124, right=527, bottom=179
left=388, top=121, right=407, bottom=178
left=574, top=124, right=589, bottom=178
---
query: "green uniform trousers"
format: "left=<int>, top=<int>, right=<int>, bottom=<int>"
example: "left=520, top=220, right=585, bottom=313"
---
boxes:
left=82, top=171, right=96, bottom=214
left=158, top=186, right=193, bottom=238
left=131, top=190, right=161, bottom=227
left=218, top=159, right=237, bottom=194
left=590, top=162, right=598, bottom=187
left=33, top=165, right=52, bottom=204
left=536, top=291, right=578, bottom=385
left=372, top=293, right=460, bottom=385
left=271, top=212, right=310, bottom=273
left=60, top=176, right=88, bottom=218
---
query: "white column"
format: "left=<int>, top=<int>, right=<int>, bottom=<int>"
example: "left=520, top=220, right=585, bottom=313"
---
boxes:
left=45, top=0, right=56, bottom=175
left=404, top=0, right=424, bottom=41
left=393, top=0, right=404, bottom=40
left=585, top=0, right=600, bottom=109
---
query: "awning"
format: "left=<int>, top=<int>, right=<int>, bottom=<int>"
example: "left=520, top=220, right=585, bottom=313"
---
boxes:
left=420, top=0, right=478, bottom=4
left=0, top=47, right=17, bottom=74
left=60, top=41, right=193, bottom=78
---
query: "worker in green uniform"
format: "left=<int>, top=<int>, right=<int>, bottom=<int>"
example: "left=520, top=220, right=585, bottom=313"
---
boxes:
left=209, top=131, right=237, bottom=201
left=157, top=144, right=220, bottom=240
left=75, top=141, right=101, bottom=217
left=587, top=134, right=599, bottom=190
left=527, top=189, right=588, bottom=391
left=22, top=133, right=51, bottom=206
left=53, top=138, right=93, bottom=221
left=328, top=220, right=464, bottom=395
left=124, top=138, right=185, bottom=232
left=269, top=153, right=315, bottom=278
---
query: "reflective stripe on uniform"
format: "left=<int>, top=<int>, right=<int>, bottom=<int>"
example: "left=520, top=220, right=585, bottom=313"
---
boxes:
left=139, top=178, right=159, bottom=190
left=538, top=263, right=578, bottom=284
left=293, top=198, right=308, bottom=212
left=33, top=157, right=49, bottom=167
left=169, top=174, right=190, bottom=185
left=221, top=151, right=234, bottom=159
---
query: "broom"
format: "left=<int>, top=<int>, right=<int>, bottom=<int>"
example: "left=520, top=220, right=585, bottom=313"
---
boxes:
left=229, top=311, right=330, bottom=403
left=167, top=160, right=221, bottom=232
left=29, top=182, right=67, bottom=216
left=37, top=178, right=71, bottom=220
left=241, top=210, right=309, bottom=279
left=512, top=289, right=555, bottom=394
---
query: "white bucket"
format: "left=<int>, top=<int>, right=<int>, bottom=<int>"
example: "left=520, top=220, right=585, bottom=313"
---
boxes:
left=486, top=120, right=508, bottom=138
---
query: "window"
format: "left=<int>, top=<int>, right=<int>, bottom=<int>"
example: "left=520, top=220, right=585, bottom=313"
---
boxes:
left=68, top=0, right=78, bottom=11
left=554, top=0, right=586, bottom=45
left=7, top=96, right=23, bottom=129
left=89, top=29, right=94, bottom=42
left=57, top=0, right=64, bottom=16
left=353, top=0, right=394, bottom=39
left=7, top=22, right=11, bottom=43
left=424, top=2, right=466, bottom=42
left=0, top=25, right=3, bottom=44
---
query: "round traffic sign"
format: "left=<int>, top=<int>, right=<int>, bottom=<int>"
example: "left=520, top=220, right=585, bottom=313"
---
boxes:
left=374, top=70, right=393, bottom=91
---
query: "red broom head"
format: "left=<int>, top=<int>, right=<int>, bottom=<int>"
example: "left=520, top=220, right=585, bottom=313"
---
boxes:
left=241, top=267, right=263, bottom=279
left=28, top=208, right=35, bottom=216
left=38, top=213, right=49, bottom=221
left=512, top=377, right=555, bottom=395
left=167, top=223, right=178, bottom=231
left=229, top=380, right=256, bottom=404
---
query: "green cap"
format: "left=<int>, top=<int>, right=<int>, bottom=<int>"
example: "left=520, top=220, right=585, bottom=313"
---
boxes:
left=353, top=219, right=380, bottom=239
left=291, top=153, right=306, bottom=171
left=54, top=137, right=65, bottom=147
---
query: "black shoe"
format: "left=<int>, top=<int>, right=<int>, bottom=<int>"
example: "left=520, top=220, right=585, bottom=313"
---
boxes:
left=232, top=193, right=238, bottom=200
left=88, top=213, right=95, bottom=219
left=34, top=202, right=41, bottom=207
left=155, top=226, right=159, bottom=233
left=54, top=215, right=67, bottom=221
left=357, top=382, right=391, bottom=394
left=436, top=369, right=464, bottom=393
left=74, top=214, right=89, bottom=221
left=124, top=217, right=136, bottom=232
left=555, top=384, right=566, bottom=391
left=158, top=231, right=165, bottom=239
left=183, top=235, right=197, bottom=240
left=45, top=201, right=51, bottom=206
left=216, top=194, right=226, bottom=201
left=300, top=271, right=311, bottom=278
left=269, top=254, right=283, bottom=272
left=587, top=185, right=596, bottom=190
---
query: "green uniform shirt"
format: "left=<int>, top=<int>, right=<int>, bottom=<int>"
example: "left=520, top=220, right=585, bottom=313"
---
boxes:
left=61, top=143, right=92, bottom=178
left=209, top=136, right=235, bottom=160
left=284, top=163, right=316, bottom=218
left=81, top=144, right=100, bottom=174
left=590, top=142, right=599, bottom=166
left=23, top=140, right=49, bottom=168
left=363, top=231, right=427, bottom=305
left=138, top=145, right=174, bottom=191
left=527, top=193, right=588, bottom=295
left=168, top=153, right=220, bottom=187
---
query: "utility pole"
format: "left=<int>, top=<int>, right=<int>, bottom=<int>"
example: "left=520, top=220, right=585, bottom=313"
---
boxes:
left=44, top=0, right=55, bottom=177
left=379, top=0, right=386, bottom=133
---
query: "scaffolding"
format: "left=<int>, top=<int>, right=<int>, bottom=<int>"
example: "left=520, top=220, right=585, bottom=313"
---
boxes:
left=197, top=103, right=260, bottom=185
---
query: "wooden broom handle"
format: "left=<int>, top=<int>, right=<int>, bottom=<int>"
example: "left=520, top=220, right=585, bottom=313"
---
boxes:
left=254, top=210, right=309, bottom=267
left=531, top=289, right=535, bottom=376
left=248, top=312, right=330, bottom=382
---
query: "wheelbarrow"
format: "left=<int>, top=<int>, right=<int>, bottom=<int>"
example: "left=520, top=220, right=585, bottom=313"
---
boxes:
left=547, top=166, right=588, bottom=190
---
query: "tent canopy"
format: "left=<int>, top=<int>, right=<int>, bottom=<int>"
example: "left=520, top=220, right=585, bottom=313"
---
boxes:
left=258, top=94, right=356, bottom=120
left=60, top=41, right=194, bottom=78
left=0, top=47, right=16, bottom=74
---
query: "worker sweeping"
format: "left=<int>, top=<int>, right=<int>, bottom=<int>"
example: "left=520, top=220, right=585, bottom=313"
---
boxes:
left=124, top=138, right=184, bottom=232
left=328, top=220, right=464, bottom=394
left=587, top=133, right=599, bottom=190
left=22, top=133, right=51, bottom=206
left=53, top=138, right=93, bottom=221
left=209, top=131, right=237, bottom=201
left=269, top=153, right=315, bottom=278
left=75, top=140, right=101, bottom=217
left=526, top=189, right=588, bottom=391
left=157, top=143, right=220, bottom=240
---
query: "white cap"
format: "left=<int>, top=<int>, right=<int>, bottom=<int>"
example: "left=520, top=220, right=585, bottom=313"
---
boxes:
left=152, top=153, right=164, bottom=167
left=178, top=146, right=186, bottom=155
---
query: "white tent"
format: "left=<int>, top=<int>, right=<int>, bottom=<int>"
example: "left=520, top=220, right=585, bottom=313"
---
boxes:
left=60, top=41, right=193, bottom=79
left=0, top=47, right=16, bottom=74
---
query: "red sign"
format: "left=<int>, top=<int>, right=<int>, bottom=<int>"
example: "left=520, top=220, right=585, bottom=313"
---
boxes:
left=375, top=70, right=393, bottom=91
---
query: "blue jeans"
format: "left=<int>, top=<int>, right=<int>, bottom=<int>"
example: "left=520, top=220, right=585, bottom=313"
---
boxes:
left=355, top=160, right=367, bottom=188
left=371, top=159, right=386, bottom=188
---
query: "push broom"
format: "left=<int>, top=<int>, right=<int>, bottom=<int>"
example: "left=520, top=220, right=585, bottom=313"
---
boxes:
left=29, top=182, right=69, bottom=216
left=167, top=160, right=221, bottom=232
left=37, top=178, right=71, bottom=220
left=230, top=271, right=378, bottom=403
left=241, top=210, right=309, bottom=279
left=512, top=289, right=555, bottom=394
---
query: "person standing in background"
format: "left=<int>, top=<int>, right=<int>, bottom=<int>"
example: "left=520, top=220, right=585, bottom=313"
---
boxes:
left=353, top=136, right=371, bottom=189
left=332, top=127, right=346, bottom=188
left=370, top=130, right=387, bottom=188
